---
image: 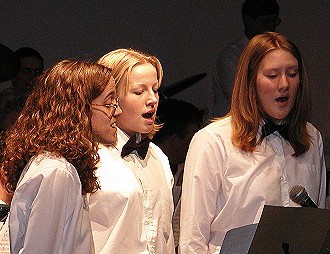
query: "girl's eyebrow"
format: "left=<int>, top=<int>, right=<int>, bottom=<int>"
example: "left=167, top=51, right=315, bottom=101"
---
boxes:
left=130, top=83, right=145, bottom=87
left=263, top=64, right=298, bottom=71
left=104, top=90, right=116, bottom=101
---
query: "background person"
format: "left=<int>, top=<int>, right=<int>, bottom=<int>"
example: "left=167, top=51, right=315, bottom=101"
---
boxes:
left=0, top=43, right=20, bottom=83
left=212, top=0, right=280, bottom=117
left=0, top=47, right=44, bottom=113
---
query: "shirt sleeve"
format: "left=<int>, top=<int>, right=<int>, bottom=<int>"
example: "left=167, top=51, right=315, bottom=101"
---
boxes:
left=315, top=129, right=327, bottom=208
left=9, top=160, right=81, bottom=254
left=179, top=129, right=225, bottom=253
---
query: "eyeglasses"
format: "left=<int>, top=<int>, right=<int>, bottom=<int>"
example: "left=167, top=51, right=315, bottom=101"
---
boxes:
left=92, top=97, right=119, bottom=111
left=21, top=67, right=43, bottom=76
left=259, top=17, right=282, bottom=27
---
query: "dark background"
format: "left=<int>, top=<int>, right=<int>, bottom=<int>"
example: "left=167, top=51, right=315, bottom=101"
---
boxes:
left=1, top=0, right=329, bottom=161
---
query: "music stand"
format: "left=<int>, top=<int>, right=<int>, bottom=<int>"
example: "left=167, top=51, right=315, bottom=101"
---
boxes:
left=221, top=205, right=330, bottom=254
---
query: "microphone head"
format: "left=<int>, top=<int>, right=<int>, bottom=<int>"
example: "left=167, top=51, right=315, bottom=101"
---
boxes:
left=289, top=185, right=307, bottom=204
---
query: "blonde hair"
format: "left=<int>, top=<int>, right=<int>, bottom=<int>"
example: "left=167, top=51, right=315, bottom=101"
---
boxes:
left=227, top=32, right=310, bottom=156
left=98, top=48, right=163, bottom=138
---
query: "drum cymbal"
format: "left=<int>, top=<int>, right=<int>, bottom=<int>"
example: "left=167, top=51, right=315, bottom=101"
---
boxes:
left=159, top=72, right=207, bottom=100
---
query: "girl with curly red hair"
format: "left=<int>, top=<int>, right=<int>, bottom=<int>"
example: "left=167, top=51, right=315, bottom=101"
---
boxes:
left=1, top=59, right=121, bottom=253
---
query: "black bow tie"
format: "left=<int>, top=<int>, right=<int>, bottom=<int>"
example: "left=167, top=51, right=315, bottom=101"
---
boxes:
left=261, top=119, right=290, bottom=141
left=121, top=136, right=151, bottom=159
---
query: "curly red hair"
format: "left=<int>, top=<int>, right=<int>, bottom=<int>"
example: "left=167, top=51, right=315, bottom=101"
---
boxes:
left=1, top=60, right=114, bottom=194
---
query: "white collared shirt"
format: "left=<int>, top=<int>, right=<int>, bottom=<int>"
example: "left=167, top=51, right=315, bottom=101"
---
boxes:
left=89, top=129, right=175, bottom=254
left=179, top=116, right=326, bottom=254
left=9, top=153, right=94, bottom=254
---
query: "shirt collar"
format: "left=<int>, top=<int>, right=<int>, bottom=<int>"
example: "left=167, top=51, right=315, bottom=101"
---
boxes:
left=116, top=129, right=144, bottom=150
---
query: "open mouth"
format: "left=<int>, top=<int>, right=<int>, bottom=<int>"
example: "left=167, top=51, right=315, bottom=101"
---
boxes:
left=142, top=111, right=154, bottom=119
left=276, top=96, right=289, bottom=102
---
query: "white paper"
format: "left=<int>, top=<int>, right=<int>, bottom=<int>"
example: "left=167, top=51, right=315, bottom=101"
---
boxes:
left=220, top=223, right=258, bottom=254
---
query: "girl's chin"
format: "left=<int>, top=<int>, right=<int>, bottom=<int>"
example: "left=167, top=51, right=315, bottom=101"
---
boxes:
left=119, top=125, right=153, bottom=136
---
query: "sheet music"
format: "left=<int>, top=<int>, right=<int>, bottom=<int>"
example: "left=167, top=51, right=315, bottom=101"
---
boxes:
left=0, top=218, right=10, bottom=254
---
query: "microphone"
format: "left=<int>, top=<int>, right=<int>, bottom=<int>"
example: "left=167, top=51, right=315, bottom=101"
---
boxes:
left=289, top=185, right=318, bottom=208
